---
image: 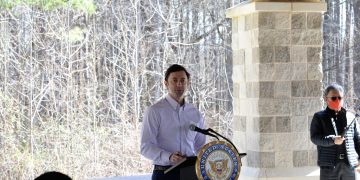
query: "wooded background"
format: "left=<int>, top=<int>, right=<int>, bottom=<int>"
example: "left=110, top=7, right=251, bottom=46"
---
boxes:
left=323, top=0, right=360, bottom=108
left=0, top=0, right=358, bottom=179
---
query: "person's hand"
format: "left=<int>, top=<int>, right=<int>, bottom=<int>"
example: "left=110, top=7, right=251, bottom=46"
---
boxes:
left=169, top=151, right=185, bottom=163
left=356, top=160, right=360, bottom=173
left=356, top=166, right=360, bottom=173
left=333, top=136, right=345, bottom=145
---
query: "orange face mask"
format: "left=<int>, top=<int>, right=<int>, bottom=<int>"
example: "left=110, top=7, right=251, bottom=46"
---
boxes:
left=327, top=99, right=342, bottom=111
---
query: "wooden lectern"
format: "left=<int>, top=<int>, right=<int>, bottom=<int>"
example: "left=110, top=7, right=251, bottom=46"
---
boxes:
left=164, top=156, right=197, bottom=180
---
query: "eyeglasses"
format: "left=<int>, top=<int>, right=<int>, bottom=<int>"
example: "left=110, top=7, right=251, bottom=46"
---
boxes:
left=327, top=96, right=342, bottom=101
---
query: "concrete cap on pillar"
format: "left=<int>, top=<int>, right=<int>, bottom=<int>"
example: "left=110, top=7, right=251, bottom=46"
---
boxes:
left=244, top=0, right=321, bottom=2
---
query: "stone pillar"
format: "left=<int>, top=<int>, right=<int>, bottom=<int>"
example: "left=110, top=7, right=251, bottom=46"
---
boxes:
left=226, top=1, right=327, bottom=179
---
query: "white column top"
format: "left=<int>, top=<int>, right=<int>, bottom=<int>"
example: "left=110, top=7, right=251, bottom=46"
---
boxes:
left=226, top=1, right=327, bottom=18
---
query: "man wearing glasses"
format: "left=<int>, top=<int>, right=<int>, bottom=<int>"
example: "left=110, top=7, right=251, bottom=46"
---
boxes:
left=311, top=83, right=360, bottom=180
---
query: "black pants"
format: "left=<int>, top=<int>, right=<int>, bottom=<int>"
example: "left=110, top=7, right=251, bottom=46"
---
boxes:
left=152, top=169, right=180, bottom=180
left=320, top=161, right=355, bottom=180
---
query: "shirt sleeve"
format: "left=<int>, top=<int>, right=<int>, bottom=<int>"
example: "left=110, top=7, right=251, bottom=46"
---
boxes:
left=310, top=112, right=335, bottom=147
left=194, top=113, right=206, bottom=154
left=140, top=107, right=172, bottom=165
left=353, top=117, right=360, bottom=157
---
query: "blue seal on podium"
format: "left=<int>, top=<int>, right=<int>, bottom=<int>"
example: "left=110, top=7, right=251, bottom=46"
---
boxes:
left=195, top=140, right=241, bottom=180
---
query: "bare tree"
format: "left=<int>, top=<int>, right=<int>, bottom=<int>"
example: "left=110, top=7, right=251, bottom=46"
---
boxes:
left=322, top=0, right=360, bottom=108
left=0, top=0, right=234, bottom=179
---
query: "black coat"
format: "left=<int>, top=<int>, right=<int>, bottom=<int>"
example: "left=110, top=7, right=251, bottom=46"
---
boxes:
left=310, top=107, right=360, bottom=167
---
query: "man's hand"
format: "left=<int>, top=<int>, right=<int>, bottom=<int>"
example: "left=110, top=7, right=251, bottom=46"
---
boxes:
left=356, top=166, right=360, bottom=173
left=356, top=160, right=360, bottom=173
left=169, top=151, right=185, bottom=163
left=333, top=136, right=345, bottom=145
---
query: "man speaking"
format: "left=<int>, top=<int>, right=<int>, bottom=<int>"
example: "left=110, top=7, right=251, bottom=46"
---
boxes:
left=140, top=64, right=206, bottom=180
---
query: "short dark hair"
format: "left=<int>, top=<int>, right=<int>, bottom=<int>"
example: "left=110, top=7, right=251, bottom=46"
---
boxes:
left=324, top=83, right=344, bottom=97
left=165, top=64, right=190, bottom=81
left=35, top=171, right=72, bottom=180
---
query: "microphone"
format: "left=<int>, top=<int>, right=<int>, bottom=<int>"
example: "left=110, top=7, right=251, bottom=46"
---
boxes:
left=189, top=124, right=208, bottom=134
left=189, top=124, right=219, bottom=139
left=190, top=125, right=247, bottom=159
left=341, top=108, right=360, bottom=137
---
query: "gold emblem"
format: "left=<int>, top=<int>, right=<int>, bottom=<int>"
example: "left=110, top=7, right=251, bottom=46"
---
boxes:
left=196, top=141, right=241, bottom=180
left=208, top=159, right=230, bottom=179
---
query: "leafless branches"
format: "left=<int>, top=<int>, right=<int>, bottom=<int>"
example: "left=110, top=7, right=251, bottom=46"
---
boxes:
left=0, top=0, right=234, bottom=179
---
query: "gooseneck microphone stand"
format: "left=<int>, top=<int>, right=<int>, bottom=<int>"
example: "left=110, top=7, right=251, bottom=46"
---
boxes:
left=341, top=113, right=360, bottom=137
left=207, top=128, right=247, bottom=158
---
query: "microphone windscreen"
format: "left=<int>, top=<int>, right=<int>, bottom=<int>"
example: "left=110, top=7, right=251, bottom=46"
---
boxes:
left=189, top=124, right=196, bottom=131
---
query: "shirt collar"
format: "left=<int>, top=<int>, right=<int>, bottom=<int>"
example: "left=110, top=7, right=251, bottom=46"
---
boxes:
left=325, top=106, right=346, bottom=116
left=165, top=94, right=185, bottom=111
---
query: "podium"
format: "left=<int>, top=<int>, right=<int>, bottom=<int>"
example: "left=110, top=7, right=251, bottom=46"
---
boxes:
left=163, top=139, right=245, bottom=179
left=164, top=156, right=197, bottom=180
